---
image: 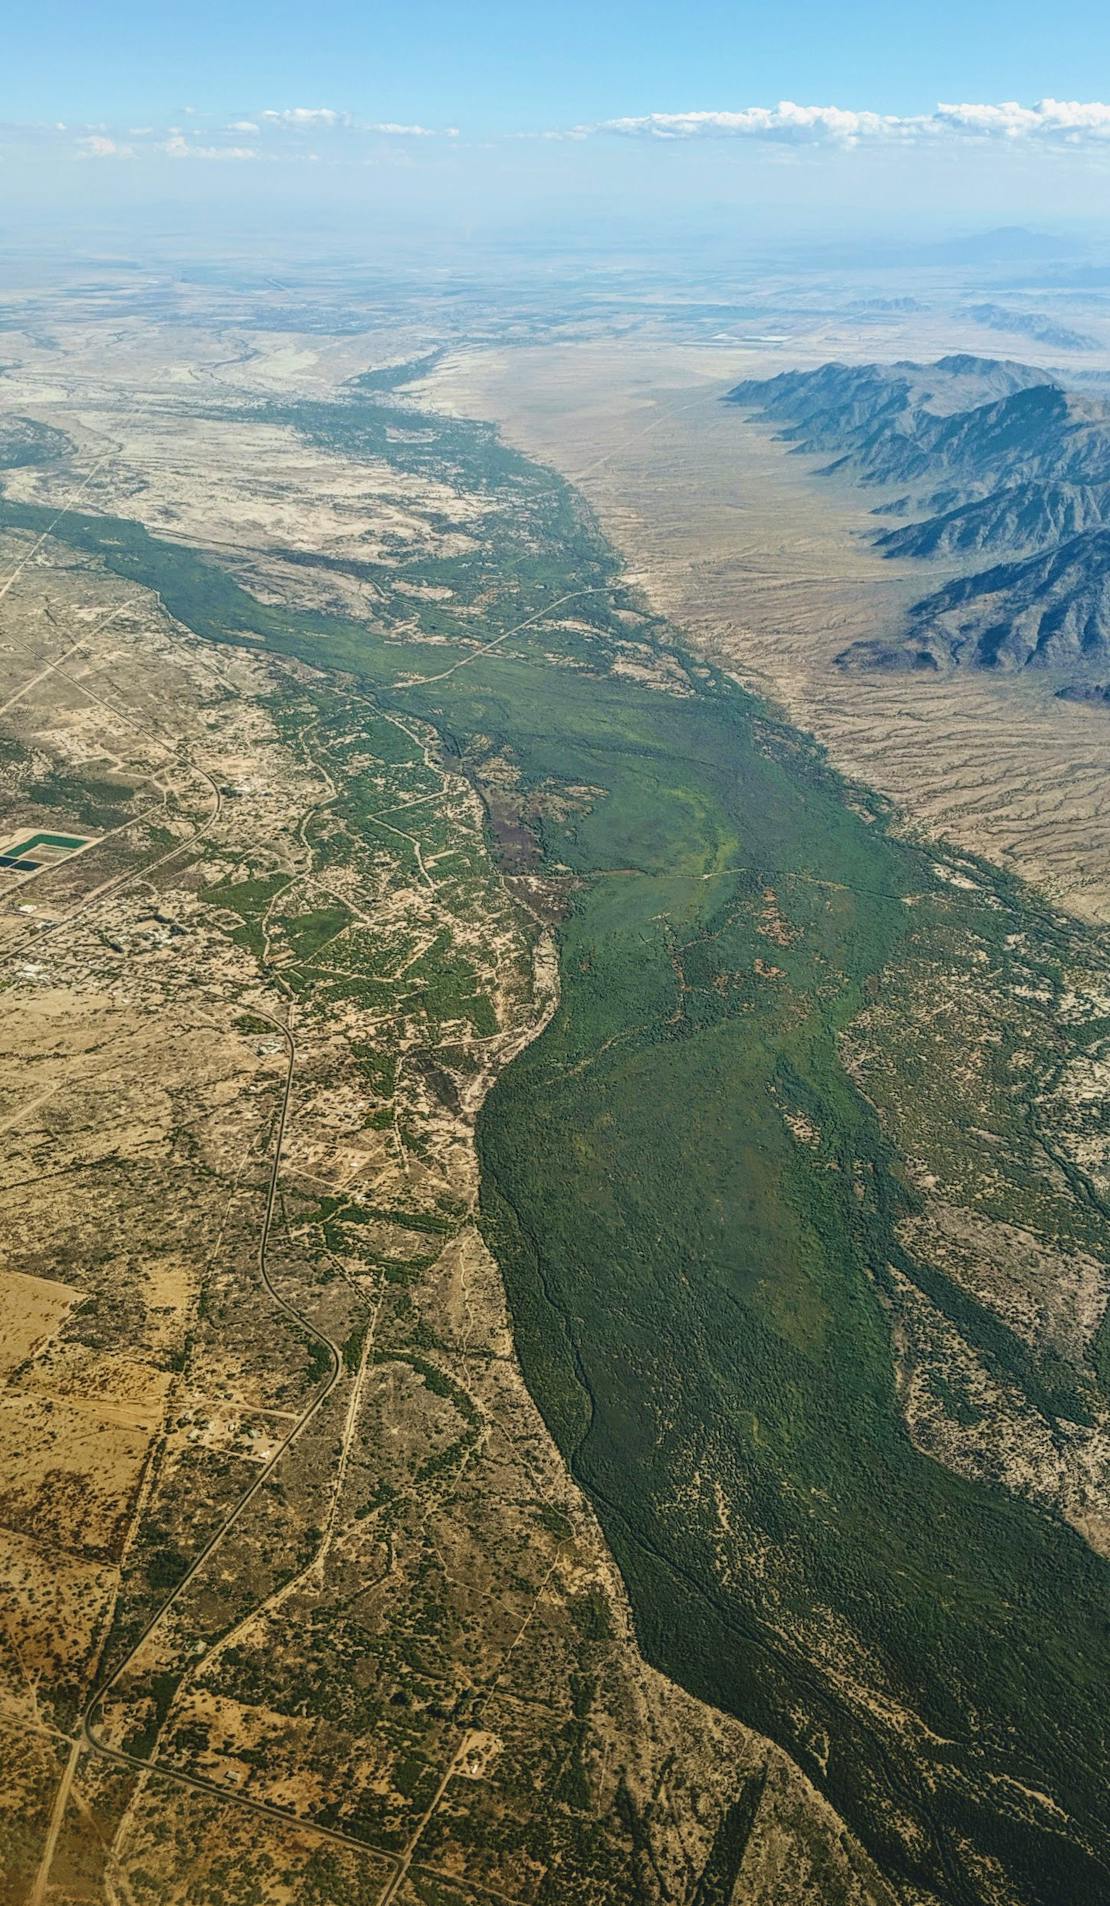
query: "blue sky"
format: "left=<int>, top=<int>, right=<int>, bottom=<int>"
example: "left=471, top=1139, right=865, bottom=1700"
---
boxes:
left=5, top=0, right=1110, bottom=247
left=6, top=0, right=1110, bottom=129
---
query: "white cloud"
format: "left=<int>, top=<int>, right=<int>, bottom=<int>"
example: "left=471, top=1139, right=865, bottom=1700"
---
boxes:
left=78, top=134, right=133, bottom=158
left=23, top=110, right=460, bottom=166
left=592, top=104, right=904, bottom=143
left=576, top=98, right=1110, bottom=147
left=37, top=97, right=1110, bottom=169
left=364, top=120, right=457, bottom=137
left=252, top=107, right=457, bottom=138
left=262, top=106, right=345, bottom=127
left=162, top=133, right=256, bottom=160
left=934, top=98, right=1110, bottom=139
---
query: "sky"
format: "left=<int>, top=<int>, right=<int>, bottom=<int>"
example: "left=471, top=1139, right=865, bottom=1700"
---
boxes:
left=4, top=0, right=1110, bottom=255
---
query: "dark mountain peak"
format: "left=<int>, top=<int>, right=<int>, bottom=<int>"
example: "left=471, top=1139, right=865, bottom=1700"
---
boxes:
left=839, top=527, right=1110, bottom=674
left=909, top=527, right=1110, bottom=612
left=727, top=359, right=902, bottom=409
left=934, top=352, right=1056, bottom=385
left=730, top=352, right=1110, bottom=691
left=728, top=353, right=1054, bottom=420
left=875, top=481, right=1110, bottom=559
left=993, top=380, right=1069, bottom=417
left=726, top=354, right=1069, bottom=487
left=935, top=353, right=1000, bottom=374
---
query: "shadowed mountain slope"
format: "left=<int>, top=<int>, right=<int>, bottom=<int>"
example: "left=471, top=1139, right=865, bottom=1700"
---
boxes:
left=838, top=530, right=1110, bottom=672
left=727, top=355, right=1059, bottom=469
left=732, top=356, right=1110, bottom=687
left=875, top=481, right=1110, bottom=558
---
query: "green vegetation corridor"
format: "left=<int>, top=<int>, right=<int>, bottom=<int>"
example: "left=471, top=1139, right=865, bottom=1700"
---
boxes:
left=4, top=381, right=1110, bottom=1906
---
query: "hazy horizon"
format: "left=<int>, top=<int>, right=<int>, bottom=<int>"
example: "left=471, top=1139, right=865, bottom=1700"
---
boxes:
left=5, top=0, right=1110, bottom=260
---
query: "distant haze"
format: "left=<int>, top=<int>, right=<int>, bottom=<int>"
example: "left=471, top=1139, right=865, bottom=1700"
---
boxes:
left=3, top=0, right=1110, bottom=259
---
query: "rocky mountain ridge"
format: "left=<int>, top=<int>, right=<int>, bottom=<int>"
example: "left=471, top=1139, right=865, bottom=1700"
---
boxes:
left=837, top=530, right=1110, bottom=672
left=729, top=355, right=1110, bottom=683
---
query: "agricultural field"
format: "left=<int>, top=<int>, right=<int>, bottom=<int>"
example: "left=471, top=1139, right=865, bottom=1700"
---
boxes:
left=0, top=288, right=1109, bottom=1906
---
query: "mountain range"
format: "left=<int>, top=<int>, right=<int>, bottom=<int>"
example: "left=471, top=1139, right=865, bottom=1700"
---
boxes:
left=965, top=302, right=1098, bottom=352
left=837, top=530, right=1110, bottom=672
left=728, top=354, right=1110, bottom=684
left=874, top=482, right=1110, bottom=558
